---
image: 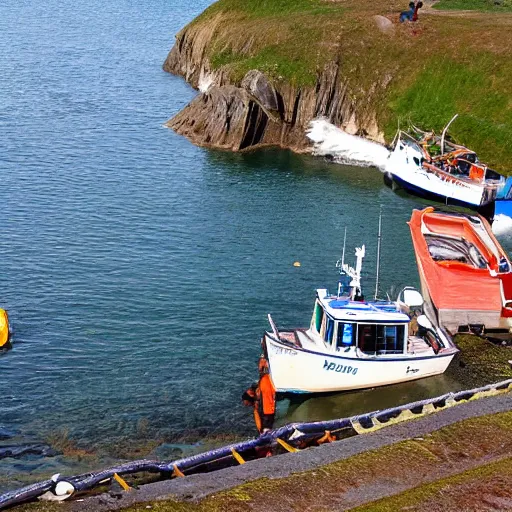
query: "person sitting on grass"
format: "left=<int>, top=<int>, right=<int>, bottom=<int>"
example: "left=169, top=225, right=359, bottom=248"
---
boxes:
left=400, top=1, right=423, bottom=22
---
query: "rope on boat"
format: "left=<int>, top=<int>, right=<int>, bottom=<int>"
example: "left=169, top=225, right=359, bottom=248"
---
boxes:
left=1, top=378, right=511, bottom=510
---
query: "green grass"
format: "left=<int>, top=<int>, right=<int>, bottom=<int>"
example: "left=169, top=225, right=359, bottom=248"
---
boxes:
left=385, top=56, right=512, bottom=170
left=190, top=0, right=346, bottom=86
left=211, top=40, right=324, bottom=86
left=435, top=0, right=512, bottom=12
left=352, top=456, right=512, bottom=512
left=204, top=0, right=342, bottom=18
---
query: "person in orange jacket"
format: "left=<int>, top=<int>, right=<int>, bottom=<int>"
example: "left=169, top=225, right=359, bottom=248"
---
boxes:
left=242, top=358, right=276, bottom=435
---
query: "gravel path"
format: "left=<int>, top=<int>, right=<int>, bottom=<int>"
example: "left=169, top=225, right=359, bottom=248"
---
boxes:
left=71, top=392, right=512, bottom=511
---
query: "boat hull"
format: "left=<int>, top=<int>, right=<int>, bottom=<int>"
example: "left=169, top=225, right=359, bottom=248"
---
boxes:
left=385, top=142, right=485, bottom=209
left=264, top=335, right=456, bottom=394
left=389, top=173, right=478, bottom=210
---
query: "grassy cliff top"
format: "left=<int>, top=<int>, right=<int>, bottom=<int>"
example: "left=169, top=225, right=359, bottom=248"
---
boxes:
left=184, top=0, right=512, bottom=170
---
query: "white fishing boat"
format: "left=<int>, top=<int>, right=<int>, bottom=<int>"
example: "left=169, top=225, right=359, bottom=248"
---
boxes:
left=384, top=115, right=512, bottom=221
left=261, top=228, right=458, bottom=393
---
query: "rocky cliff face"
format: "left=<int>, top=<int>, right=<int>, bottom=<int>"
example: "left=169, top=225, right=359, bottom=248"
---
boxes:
left=164, top=19, right=384, bottom=152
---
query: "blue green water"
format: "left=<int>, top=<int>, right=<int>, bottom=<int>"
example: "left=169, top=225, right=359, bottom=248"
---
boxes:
left=1, top=0, right=508, bottom=491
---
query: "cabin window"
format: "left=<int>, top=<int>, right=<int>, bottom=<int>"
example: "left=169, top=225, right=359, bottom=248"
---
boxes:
left=336, top=323, right=355, bottom=350
left=314, top=303, right=324, bottom=333
left=358, top=324, right=405, bottom=355
left=325, top=317, right=335, bottom=344
left=358, top=325, right=376, bottom=354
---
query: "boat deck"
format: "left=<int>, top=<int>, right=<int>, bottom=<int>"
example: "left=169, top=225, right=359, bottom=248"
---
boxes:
left=407, top=336, right=434, bottom=355
left=272, top=330, right=442, bottom=357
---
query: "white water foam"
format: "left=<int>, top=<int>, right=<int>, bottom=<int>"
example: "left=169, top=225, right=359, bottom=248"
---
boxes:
left=306, top=118, right=390, bottom=169
left=492, top=214, right=512, bottom=236
left=198, top=70, right=215, bottom=93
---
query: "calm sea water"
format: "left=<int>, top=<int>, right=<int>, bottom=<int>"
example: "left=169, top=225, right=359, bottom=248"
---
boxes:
left=1, top=0, right=510, bottom=490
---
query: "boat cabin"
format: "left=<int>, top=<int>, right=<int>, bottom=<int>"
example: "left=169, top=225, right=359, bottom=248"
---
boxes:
left=309, top=290, right=427, bottom=357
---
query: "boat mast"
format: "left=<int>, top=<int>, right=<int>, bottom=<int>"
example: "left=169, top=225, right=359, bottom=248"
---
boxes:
left=338, top=227, right=347, bottom=297
left=440, top=114, right=458, bottom=155
left=341, top=227, right=347, bottom=267
left=374, top=210, right=382, bottom=300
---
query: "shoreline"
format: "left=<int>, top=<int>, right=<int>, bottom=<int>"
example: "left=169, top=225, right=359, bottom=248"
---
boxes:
left=32, top=391, right=512, bottom=511
left=8, top=377, right=512, bottom=511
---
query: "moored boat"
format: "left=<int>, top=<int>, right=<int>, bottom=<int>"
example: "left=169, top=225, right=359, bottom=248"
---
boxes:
left=384, top=116, right=512, bottom=222
left=409, top=207, right=512, bottom=334
left=261, top=242, right=458, bottom=394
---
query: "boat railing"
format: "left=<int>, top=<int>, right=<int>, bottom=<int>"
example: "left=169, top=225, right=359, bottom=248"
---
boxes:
left=423, top=162, right=482, bottom=187
left=267, top=314, right=281, bottom=341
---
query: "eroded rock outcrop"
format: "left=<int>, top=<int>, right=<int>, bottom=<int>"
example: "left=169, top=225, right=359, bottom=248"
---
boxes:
left=169, top=84, right=278, bottom=151
left=164, top=19, right=385, bottom=152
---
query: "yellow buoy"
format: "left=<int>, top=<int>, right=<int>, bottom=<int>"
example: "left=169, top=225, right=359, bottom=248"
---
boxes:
left=293, top=261, right=301, bottom=267
left=0, top=309, right=10, bottom=349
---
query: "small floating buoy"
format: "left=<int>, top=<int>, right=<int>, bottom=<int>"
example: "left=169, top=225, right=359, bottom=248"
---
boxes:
left=293, top=261, right=301, bottom=267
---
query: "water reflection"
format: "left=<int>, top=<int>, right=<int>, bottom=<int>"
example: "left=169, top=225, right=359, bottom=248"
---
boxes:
left=279, top=372, right=464, bottom=426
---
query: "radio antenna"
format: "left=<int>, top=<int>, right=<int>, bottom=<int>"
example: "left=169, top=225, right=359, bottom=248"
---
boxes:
left=341, top=227, right=347, bottom=267
left=337, top=227, right=348, bottom=297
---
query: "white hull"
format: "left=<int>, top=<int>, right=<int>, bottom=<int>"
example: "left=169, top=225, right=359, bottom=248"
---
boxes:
left=265, top=334, right=456, bottom=393
left=385, top=141, right=484, bottom=207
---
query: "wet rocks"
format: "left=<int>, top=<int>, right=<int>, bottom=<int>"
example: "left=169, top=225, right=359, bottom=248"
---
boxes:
left=0, top=443, right=58, bottom=459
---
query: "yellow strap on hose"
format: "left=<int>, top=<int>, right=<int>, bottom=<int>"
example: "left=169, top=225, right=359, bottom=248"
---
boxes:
left=317, top=430, right=335, bottom=444
left=113, top=473, right=131, bottom=491
left=276, top=438, right=299, bottom=453
left=231, top=448, right=245, bottom=464
left=173, top=464, right=185, bottom=478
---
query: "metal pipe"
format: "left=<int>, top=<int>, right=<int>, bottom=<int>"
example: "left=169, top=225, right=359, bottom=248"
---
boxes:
left=440, top=114, right=458, bottom=155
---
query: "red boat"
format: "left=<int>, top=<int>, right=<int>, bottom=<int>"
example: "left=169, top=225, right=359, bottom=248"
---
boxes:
left=408, top=207, right=512, bottom=334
